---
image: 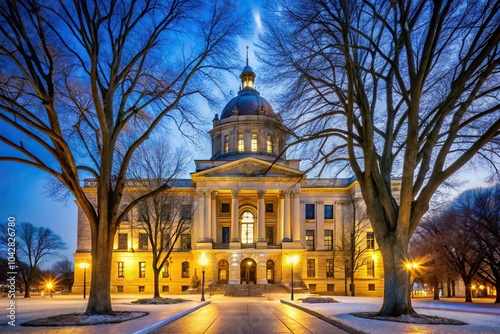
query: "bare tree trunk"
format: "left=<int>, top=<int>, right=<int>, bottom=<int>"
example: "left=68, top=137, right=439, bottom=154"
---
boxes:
left=463, top=278, right=473, bottom=303
left=153, top=268, right=161, bottom=298
left=85, top=216, right=115, bottom=315
left=23, top=280, right=30, bottom=298
left=377, top=234, right=415, bottom=316
left=433, top=280, right=440, bottom=300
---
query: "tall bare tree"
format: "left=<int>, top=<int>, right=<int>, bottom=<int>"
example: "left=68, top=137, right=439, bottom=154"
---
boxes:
left=0, top=0, right=246, bottom=314
left=0, top=222, right=67, bottom=298
left=258, top=0, right=500, bottom=315
left=127, top=140, right=193, bottom=298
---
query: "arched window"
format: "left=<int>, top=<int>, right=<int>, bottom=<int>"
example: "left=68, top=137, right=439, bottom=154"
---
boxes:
left=241, top=211, right=254, bottom=244
left=181, top=261, right=190, bottom=278
left=266, top=260, right=275, bottom=283
left=218, top=259, right=229, bottom=283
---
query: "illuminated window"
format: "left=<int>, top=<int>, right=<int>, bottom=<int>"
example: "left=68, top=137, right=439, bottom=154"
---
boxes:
left=326, top=259, right=334, bottom=278
left=138, top=286, right=145, bottom=292
left=118, top=233, right=128, bottom=249
left=307, top=259, right=315, bottom=278
left=117, top=262, right=124, bottom=278
left=241, top=211, right=254, bottom=244
left=224, top=135, right=229, bottom=153
left=266, top=135, right=273, bottom=153
left=238, top=133, right=244, bottom=152
left=367, top=232, right=375, bottom=250
left=117, top=286, right=123, bottom=292
left=139, top=262, right=146, bottom=278
left=182, top=261, right=190, bottom=278
left=251, top=133, right=258, bottom=152
left=367, top=260, right=375, bottom=277
left=324, top=230, right=333, bottom=250
left=139, top=233, right=148, bottom=250
left=306, top=230, right=315, bottom=250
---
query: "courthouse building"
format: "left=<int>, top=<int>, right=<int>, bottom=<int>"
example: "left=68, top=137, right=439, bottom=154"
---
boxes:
left=73, top=64, right=385, bottom=296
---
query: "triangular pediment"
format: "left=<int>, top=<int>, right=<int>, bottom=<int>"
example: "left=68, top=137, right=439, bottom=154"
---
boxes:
left=192, top=157, right=303, bottom=180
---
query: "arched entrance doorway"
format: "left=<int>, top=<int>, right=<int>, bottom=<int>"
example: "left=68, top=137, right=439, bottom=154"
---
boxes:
left=240, top=258, right=256, bottom=284
left=218, top=259, right=229, bottom=283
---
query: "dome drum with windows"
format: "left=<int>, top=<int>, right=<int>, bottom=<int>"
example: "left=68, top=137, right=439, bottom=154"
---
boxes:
left=209, top=62, right=287, bottom=162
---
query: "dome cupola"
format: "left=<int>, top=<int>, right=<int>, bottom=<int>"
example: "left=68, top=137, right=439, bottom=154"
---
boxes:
left=209, top=51, right=287, bottom=162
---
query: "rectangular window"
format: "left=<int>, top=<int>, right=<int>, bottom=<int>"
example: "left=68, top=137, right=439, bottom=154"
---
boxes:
left=182, top=261, right=190, bottom=278
left=324, top=205, right=334, bottom=219
left=238, top=132, right=244, bottom=152
left=251, top=133, right=258, bottom=152
left=367, top=260, right=375, bottom=277
left=118, top=233, right=128, bottom=249
left=161, top=204, right=171, bottom=221
left=139, top=262, right=146, bottom=278
left=368, top=284, right=376, bottom=291
left=139, top=286, right=145, bottom=292
left=117, top=262, right=124, bottom=278
left=367, top=232, right=375, bottom=250
left=181, top=204, right=192, bottom=220
left=117, top=286, right=123, bottom=293
left=162, top=262, right=169, bottom=278
left=309, top=284, right=317, bottom=292
left=307, top=259, right=315, bottom=278
left=327, top=284, right=335, bottom=292
left=265, top=203, right=273, bottom=213
left=139, top=233, right=148, bottom=250
left=224, top=135, right=229, bottom=153
left=162, top=286, right=169, bottom=293
left=305, top=204, right=315, bottom=219
left=306, top=230, right=315, bottom=251
left=221, top=203, right=230, bottom=213
left=267, top=135, right=273, bottom=153
left=181, top=285, right=189, bottom=292
left=180, top=234, right=191, bottom=250
left=324, top=230, right=333, bottom=250
left=222, top=226, right=230, bottom=243
left=326, top=259, right=334, bottom=278
left=138, top=203, right=148, bottom=221
left=266, top=226, right=274, bottom=245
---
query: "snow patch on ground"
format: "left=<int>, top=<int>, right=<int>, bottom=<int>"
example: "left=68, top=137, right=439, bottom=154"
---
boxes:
left=21, top=311, right=148, bottom=326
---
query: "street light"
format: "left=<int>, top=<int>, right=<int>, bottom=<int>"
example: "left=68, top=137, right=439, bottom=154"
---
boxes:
left=46, top=282, right=53, bottom=298
left=79, top=262, right=90, bottom=299
left=286, top=255, right=299, bottom=301
left=200, top=253, right=207, bottom=302
left=404, top=261, right=420, bottom=298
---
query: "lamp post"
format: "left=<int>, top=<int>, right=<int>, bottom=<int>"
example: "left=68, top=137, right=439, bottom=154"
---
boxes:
left=46, top=282, right=53, bottom=298
left=79, top=262, right=90, bottom=299
left=200, top=253, right=207, bottom=302
left=286, top=255, right=299, bottom=300
left=405, top=261, right=419, bottom=298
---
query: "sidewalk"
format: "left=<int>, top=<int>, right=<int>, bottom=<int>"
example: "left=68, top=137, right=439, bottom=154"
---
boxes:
left=1, top=293, right=499, bottom=333
left=284, top=295, right=500, bottom=334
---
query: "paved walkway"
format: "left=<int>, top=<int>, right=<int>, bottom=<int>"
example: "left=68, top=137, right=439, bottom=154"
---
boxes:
left=150, top=300, right=348, bottom=334
left=1, top=293, right=499, bottom=333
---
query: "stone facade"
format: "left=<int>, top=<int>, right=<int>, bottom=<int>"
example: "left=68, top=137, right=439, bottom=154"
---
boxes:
left=73, top=65, right=388, bottom=297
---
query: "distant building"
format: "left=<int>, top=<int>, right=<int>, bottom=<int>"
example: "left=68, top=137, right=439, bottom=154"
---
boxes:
left=73, top=64, right=388, bottom=296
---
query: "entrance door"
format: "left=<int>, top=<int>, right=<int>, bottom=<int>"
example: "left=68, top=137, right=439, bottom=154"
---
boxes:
left=222, top=226, right=230, bottom=243
left=240, top=258, right=256, bottom=284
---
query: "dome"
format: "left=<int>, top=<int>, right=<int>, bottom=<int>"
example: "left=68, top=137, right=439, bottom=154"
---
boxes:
left=220, top=88, right=277, bottom=120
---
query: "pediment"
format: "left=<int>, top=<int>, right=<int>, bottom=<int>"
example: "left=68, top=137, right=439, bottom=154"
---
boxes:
left=192, top=157, right=303, bottom=180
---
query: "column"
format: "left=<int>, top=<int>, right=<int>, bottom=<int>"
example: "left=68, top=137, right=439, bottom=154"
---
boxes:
left=211, top=191, right=218, bottom=243
left=204, top=191, right=211, bottom=240
left=257, top=190, right=266, bottom=247
left=197, top=190, right=205, bottom=241
left=291, top=190, right=301, bottom=242
left=316, top=201, right=325, bottom=250
left=283, top=191, right=291, bottom=242
left=278, top=191, right=284, bottom=242
left=230, top=190, right=240, bottom=242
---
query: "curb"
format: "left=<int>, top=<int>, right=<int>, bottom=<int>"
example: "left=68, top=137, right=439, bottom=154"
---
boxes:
left=280, top=299, right=365, bottom=334
left=133, top=301, right=211, bottom=334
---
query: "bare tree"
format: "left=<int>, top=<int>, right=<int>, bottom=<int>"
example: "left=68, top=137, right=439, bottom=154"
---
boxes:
left=52, top=258, right=74, bottom=293
left=0, top=222, right=67, bottom=298
left=127, top=140, right=193, bottom=298
left=452, top=185, right=500, bottom=303
left=0, top=0, right=245, bottom=314
left=334, top=197, right=372, bottom=296
left=258, top=0, right=500, bottom=315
